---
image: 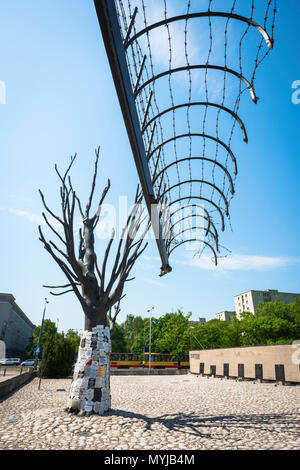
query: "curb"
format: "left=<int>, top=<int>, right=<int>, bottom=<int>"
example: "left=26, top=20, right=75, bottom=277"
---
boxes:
left=0, top=371, right=36, bottom=399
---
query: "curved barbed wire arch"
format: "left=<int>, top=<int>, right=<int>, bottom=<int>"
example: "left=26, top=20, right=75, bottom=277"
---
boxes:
left=168, top=203, right=219, bottom=239
left=152, top=157, right=235, bottom=194
left=142, top=102, right=248, bottom=143
left=147, top=133, right=238, bottom=173
left=134, top=64, right=258, bottom=103
left=168, top=238, right=218, bottom=266
left=167, top=225, right=219, bottom=253
left=96, top=0, right=277, bottom=273
left=167, top=196, right=227, bottom=232
left=168, top=213, right=217, bottom=240
left=157, top=180, right=230, bottom=216
left=124, top=11, right=274, bottom=50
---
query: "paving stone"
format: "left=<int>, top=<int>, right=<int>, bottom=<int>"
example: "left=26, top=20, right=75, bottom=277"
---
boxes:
left=0, top=375, right=299, bottom=450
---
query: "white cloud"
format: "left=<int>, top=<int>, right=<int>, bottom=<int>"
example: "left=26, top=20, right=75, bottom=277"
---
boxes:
left=183, top=253, right=299, bottom=271
left=0, top=207, right=61, bottom=229
left=141, top=255, right=160, bottom=262
left=143, top=278, right=164, bottom=287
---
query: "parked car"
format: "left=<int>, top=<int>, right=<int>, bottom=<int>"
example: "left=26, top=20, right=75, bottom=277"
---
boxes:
left=21, top=359, right=35, bottom=367
left=0, top=358, right=21, bottom=366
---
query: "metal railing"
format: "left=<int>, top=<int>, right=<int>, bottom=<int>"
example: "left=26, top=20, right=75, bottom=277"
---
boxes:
left=0, top=365, right=35, bottom=377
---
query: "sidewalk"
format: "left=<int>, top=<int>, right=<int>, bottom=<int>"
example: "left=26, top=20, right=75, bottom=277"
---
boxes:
left=0, top=375, right=299, bottom=450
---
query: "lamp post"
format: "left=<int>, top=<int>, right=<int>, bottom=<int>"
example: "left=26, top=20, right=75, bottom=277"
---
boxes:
left=147, top=307, right=154, bottom=374
left=35, top=298, right=49, bottom=369
left=189, top=326, right=205, bottom=350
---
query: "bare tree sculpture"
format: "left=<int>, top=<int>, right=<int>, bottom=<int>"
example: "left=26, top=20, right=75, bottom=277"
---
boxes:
left=38, top=147, right=149, bottom=332
left=108, top=297, right=124, bottom=334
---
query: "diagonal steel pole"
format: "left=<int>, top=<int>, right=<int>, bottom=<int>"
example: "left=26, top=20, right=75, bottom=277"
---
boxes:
left=93, top=0, right=172, bottom=276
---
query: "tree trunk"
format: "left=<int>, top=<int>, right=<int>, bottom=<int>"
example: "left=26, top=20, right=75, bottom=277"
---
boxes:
left=84, top=310, right=107, bottom=331
left=67, top=324, right=111, bottom=416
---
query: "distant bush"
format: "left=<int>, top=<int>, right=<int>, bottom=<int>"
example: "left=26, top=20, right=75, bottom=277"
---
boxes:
left=39, top=332, right=79, bottom=378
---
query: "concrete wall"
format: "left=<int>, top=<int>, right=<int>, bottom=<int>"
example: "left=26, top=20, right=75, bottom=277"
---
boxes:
left=190, top=344, right=300, bottom=383
left=0, top=371, right=36, bottom=399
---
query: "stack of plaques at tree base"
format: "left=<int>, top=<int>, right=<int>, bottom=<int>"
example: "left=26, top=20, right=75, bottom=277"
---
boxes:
left=66, top=325, right=111, bottom=416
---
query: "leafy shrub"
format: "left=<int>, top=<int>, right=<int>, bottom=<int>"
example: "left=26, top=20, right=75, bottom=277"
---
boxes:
left=39, top=333, right=78, bottom=378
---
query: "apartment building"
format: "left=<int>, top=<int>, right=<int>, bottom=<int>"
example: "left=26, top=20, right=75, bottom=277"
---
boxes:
left=214, top=311, right=236, bottom=324
left=190, top=317, right=206, bottom=325
left=234, top=289, right=300, bottom=319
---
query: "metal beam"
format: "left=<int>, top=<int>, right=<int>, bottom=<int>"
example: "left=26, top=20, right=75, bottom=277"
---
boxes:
left=93, top=0, right=171, bottom=276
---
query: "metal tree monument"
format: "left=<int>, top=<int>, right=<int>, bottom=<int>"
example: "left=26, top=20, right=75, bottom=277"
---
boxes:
left=38, top=0, right=278, bottom=416
left=39, top=148, right=148, bottom=415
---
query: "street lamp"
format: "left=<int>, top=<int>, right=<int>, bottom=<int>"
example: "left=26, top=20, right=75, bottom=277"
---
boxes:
left=147, top=307, right=154, bottom=374
left=189, top=326, right=204, bottom=350
left=35, top=298, right=49, bottom=368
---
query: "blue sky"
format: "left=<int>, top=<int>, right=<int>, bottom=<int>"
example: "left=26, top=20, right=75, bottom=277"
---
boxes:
left=0, top=0, right=299, bottom=333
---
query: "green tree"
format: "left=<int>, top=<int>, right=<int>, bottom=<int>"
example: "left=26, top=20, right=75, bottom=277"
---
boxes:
left=239, top=300, right=300, bottom=346
left=40, top=333, right=78, bottom=378
left=65, top=329, right=81, bottom=352
left=189, top=317, right=242, bottom=350
left=110, top=323, right=127, bottom=353
left=26, top=319, right=57, bottom=359
left=122, top=314, right=145, bottom=352
left=155, top=310, right=191, bottom=360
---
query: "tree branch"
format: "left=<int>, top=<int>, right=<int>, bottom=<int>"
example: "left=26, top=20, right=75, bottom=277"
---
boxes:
left=49, top=289, right=74, bottom=296
left=39, top=190, right=64, bottom=226
left=85, top=146, right=100, bottom=218
left=92, top=178, right=111, bottom=224
left=43, top=283, right=80, bottom=289
left=42, top=212, right=66, bottom=246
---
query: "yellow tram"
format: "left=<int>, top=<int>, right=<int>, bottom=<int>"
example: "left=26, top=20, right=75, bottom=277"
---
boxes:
left=142, top=353, right=190, bottom=369
left=110, top=353, right=141, bottom=368
left=109, top=352, right=190, bottom=369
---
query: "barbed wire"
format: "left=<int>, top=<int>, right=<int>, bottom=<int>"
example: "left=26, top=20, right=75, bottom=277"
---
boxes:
left=115, top=0, right=277, bottom=263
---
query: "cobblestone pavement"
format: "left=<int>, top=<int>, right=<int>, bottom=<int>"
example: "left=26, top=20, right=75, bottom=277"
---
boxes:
left=0, top=375, right=299, bottom=450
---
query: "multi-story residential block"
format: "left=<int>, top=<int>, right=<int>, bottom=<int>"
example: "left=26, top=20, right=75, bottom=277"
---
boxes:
left=214, top=311, right=236, bottom=324
left=0, top=293, right=35, bottom=358
left=190, top=317, right=206, bottom=325
left=234, top=289, right=300, bottom=319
